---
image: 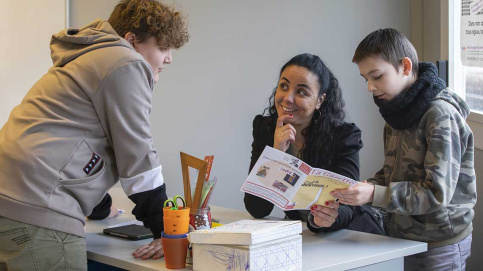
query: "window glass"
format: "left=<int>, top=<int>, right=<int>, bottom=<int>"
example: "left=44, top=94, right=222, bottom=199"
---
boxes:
left=465, top=66, right=483, bottom=113
left=451, top=0, right=483, bottom=115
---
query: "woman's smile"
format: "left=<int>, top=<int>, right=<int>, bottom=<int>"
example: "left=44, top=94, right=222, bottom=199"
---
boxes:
left=281, top=105, right=297, bottom=113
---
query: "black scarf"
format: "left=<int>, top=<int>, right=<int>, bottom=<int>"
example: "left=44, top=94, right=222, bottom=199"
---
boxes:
left=374, top=62, right=446, bottom=130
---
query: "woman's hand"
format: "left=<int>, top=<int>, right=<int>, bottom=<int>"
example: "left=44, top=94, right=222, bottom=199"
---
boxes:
left=311, top=201, right=339, bottom=228
left=273, top=115, right=296, bottom=152
left=133, top=238, right=164, bottom=260
left=107, top=207, right=122, bottom=218
left=331, top=180, right=375, bottom=206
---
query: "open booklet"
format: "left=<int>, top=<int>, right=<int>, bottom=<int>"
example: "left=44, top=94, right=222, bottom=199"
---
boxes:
left=241, top=146, right=357, bottom=211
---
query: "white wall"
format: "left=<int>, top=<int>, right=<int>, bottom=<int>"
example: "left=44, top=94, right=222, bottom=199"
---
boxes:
left=0, top=0, right=66, bottom=125
left=68, top=0, right=410, bottom=214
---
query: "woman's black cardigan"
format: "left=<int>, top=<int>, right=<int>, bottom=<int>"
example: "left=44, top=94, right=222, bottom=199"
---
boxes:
left=244, top=115, right=385, bottom=235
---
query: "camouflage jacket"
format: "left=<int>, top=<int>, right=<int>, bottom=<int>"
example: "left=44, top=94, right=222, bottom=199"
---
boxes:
left=369, top=88, right=476, bottom=248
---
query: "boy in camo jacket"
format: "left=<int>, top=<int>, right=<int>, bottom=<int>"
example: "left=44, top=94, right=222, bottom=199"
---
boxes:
left=332, top=28, right=476, bottom=270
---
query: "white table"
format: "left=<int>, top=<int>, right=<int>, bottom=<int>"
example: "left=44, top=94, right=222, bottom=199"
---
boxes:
left=85, top=187, right=427, bottom=271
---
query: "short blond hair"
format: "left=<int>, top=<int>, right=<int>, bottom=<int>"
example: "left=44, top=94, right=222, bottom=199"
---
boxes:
left=108, top=0, right=189, bottom=50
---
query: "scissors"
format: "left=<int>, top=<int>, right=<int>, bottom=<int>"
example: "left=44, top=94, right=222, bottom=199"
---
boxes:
left=164, top=195, right=186, bottom=210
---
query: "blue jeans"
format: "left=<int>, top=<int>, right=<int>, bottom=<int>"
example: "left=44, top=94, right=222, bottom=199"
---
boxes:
left=404, top=234, right=472, bottom=271
left=0, top=216, right=86, bottom=271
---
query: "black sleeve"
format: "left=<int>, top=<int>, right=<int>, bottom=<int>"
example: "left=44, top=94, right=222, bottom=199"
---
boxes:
left=248, top=115, right=268, bottom=172
left=331, top=123, right=363, bottom=181
left=87, top=193, right=112, bottom=220
left=128, top=184, right=168, bottom=239
left=308, top=123, right=363, bottom=232
left=244, top=115, right=276, bottom=218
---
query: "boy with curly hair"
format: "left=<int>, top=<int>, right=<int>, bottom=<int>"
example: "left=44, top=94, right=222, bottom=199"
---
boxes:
left=0, top=0, right=189, bottom=269
left=332, top=28, right=476, bottom=270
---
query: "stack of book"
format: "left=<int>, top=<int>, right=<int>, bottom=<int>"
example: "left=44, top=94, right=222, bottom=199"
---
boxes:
left=188, top=219, right=302, bottom=271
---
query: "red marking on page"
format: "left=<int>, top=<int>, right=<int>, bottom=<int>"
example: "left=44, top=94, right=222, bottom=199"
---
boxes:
left=299, top=163, right=311, bottom=175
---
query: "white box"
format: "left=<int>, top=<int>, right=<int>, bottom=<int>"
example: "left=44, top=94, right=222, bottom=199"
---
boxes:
left=189, top=220, right=302, bottom=271
left=189, top=219, right=302, bottom=245
left=192, top=235, right=302, bottom=271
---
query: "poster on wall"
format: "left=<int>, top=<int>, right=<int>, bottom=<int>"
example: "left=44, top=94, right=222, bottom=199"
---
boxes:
left=461, top=0, right=483, bottom=67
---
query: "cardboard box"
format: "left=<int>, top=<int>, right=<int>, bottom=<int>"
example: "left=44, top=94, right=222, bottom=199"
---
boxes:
left=188, top=219, right=302, bottom=245
left=192, top=235, right=302, bottom=271
left=189, top=220, right=302, bottom=271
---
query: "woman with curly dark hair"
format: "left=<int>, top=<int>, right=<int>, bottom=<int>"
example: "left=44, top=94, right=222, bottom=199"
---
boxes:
left=244, top=53, right=385, bottom=235
left=0, top=0, right=188, bottom=268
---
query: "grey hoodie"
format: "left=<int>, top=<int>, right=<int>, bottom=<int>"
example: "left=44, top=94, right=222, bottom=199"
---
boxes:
left=370, top=88, right=476, bottom=248
left=0, top=20, right=168, bottom=238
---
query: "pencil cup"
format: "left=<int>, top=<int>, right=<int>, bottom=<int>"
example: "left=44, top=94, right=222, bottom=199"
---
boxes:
left=161, top=231, right=187, bottom=239
left=163, top=216, right=190, bottom=235
left=189, top=206, right=212, bottom=230
left=163, top=207, right=190, bottom=219
left=161, top=232, right=189, bottom=269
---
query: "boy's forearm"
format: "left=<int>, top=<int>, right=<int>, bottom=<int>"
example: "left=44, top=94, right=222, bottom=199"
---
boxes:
left=371, top=185, right=389, bottom=209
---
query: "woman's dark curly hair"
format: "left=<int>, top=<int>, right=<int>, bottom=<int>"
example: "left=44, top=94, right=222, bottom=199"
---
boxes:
left=265, top=53, right=346, bottom=169
left=108, top=0, right=189, bottom=50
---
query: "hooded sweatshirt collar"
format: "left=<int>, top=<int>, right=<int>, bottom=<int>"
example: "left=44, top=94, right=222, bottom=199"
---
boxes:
left=434, top=88, right=471, bottom=119
left=50, top=19, right=133, bottom=67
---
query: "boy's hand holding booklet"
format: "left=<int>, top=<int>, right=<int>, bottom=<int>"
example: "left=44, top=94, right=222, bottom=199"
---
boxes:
left=241, top=146, right=357, bottom=210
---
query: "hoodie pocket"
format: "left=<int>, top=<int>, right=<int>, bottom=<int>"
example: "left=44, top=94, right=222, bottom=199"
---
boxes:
left=51, top=161, right=114, bottom=217
left=60, top=140, right=104, bottom=182
left=51, top=140, right=115, bottom=217
left=58, top=160, right=106, bottom=186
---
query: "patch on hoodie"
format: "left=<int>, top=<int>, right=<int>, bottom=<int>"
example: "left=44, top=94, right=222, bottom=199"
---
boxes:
left=84, top=153, right=100, bottom=175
